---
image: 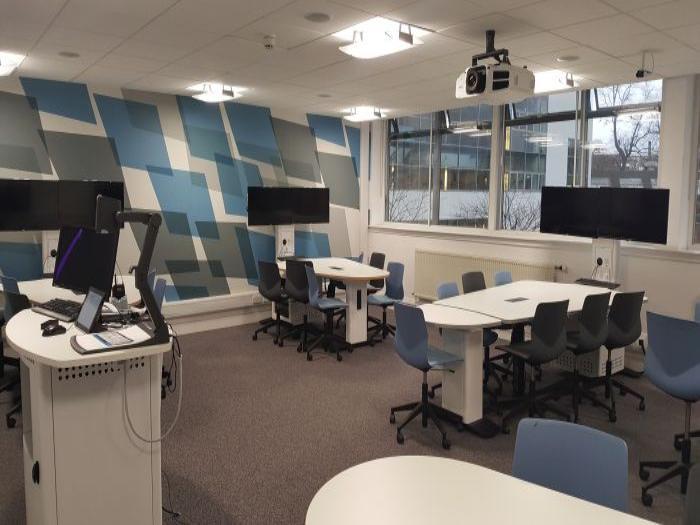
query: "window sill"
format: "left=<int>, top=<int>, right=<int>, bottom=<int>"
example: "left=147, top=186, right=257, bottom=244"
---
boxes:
left=368, top=222, right=700, bottom=263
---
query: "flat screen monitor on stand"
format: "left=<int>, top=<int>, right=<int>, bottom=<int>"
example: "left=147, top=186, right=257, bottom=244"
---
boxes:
left=247, top=187, right=330, bottom=259
left=540, top=186, right=670, bottom=283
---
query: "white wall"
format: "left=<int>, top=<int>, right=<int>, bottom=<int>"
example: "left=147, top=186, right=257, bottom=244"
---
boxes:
left=362, top=75, right=700, bottom=324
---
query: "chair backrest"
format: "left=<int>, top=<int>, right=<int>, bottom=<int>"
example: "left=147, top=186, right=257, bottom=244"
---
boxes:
left=4, top=291, right=30, bottom=322
left=530, top=300, right=569, bottom=362
left=284, top=260, right=310, bottom=304
left=153, top=278, right=166, bottom=311
left=646, top=311, right=700, bottom=401
left=494, top=270, right=512, bottom=287
left=257, top=260, right=283, bottom=302
left=461, top=271, right=486, bottom=294
left=574, top=292, right=611, bottom=352
left=436, top=282, right=459, bottom=300
left=394, top=302, right=430, bottom=371
left=385, top=262, right=404, bottom=301
left=684, top=464, right=700, bottom=525
left=694, top=300, right=700, bottom=323
left=368, top=252, right=386, bottom=289
left=304, top=265, right=321, bottom=309
left=513, top=419, right=628, bottom=512
left=606, top=291, right=644, bottom=350
left=0, top=273, right=19, bottom=294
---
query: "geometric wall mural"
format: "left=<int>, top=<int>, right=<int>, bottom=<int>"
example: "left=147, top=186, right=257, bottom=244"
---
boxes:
left=0, top=77, right=361, bottom=302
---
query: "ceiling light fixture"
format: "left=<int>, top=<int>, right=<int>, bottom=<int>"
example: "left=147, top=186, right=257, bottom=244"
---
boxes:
left=534, top=70, right=578, bottom=94
left=343, top=106, right=385, bottom=122
left=188, top=82, right=245, bottom=103
left=59, top=51, right=80, bottom=59
left=0, top=52, right=25, bottom=76
left=556, top=55, right=579, bottom=63
left=334, top=17, right=426, bottom=59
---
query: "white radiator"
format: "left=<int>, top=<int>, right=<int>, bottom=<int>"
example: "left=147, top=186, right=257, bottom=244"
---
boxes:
left=414, top=249, right=556, bottom=301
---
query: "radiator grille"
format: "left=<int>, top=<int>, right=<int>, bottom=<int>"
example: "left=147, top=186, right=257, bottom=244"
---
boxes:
left=414, top=249, right=555, bottom=301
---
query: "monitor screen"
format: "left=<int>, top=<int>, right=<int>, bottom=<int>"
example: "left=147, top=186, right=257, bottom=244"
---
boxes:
left=0, top=179, right=59, bottom=230
left=59, top=181, right=124, bottom=229
left=247, top=187, right=329, bottom=226
left=540, top=186, right=669, bottom=244
left=53, top=226, right=119, bottom=296
left=598, top=188, right=669, bottom=244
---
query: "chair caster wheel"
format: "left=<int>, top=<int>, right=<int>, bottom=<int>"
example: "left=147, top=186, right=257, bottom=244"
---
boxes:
left=252, top=334, right=257, bottom=341
left=7, top=417, right=16, bottom=429
left=428, top=390, right=435, bottom=399
left=639, top=468, right=650, bottom=481
left=442, top=437, right=451, bottom=450
left=642, top=492, right=653, bottom=507
left=348, top=347, right=354, bottom=354
left=639, top=400, right=646, bottom=411
left=390, top=413, right=396, bottom=424
left=609, top=412, right=617, bottom=423
left=396, top=431, right=404, bottom=445
left=297, top=345, right=303, bottom=353
left=336, top=353, right=342, bottom=362
left=306, top=354, right=312, bottom=361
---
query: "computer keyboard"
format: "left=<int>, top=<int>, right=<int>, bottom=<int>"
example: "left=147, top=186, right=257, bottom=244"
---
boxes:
left=33, top=298, right=83, bottom=322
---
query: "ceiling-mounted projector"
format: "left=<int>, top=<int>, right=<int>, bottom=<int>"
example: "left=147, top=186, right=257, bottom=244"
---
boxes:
left=456, top=30, right=534, bottom=104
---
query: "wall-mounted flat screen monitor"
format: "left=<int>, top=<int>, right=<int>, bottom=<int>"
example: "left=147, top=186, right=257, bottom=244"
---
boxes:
left=540, top=186, right=669, bottom=244
left=0, top=179, right=59, bottom=230
left=53, top=226, right=119, bottom=295
left=0, top=179, right=124, bottom=231
left=247, top=187, right=330, bottom=226
left=59, top=181, right=124, bottom=229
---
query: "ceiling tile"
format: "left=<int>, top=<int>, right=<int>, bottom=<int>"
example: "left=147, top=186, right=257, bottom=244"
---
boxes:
left=499, top=31, right=576, bottom=57
left=331, top=0, right=417, bottom=15
left=551, top=14, right=652, bottom=48
left=602, top=0, right=675, bottom=11
left=75, top=65, right=146, bottom=85
left=233, top=22, right=325, bottom=50
left=36, top=26, right=124, bottom=54
left=525, top=45, right=610, bottom=67
left=633, top=0, right=700, bottom=30
left=18, top=56, right=93, bottom=82
left=177, top=37, right=270, bottom=71
left=667, top=23, right=700, bottom=50
left=125, top=74, right=200, bottom=93
left=95, top=53, right=168, bottom=73
left=110, top=39, right=192, bottom=62
left=441, top=13, right=540, bottom=45
left=388, top=0, right=493, bottom=32
left=508, top=0, right=617, bottom=30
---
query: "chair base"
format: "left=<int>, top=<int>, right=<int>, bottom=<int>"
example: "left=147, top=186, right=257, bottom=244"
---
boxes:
left=580, top=357, right=646, bottom=423
left=390, top=373, right=451, bottom=449
left=640, top=401, right=694, bottom=506
left=367, top=307, right=395, bottom=345
left=305, top=310, right=352, bottom=362
left=498, top=372, right=570, bottom=434
left=252, top=312, right=292, bottom=345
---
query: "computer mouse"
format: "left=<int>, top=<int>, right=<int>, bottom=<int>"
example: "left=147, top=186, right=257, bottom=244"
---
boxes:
left=42, top=323, right=67, bottom=337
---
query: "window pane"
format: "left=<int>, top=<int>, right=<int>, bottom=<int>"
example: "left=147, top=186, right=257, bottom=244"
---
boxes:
left=502, top=92, right=578, bottom=231
left=586, top=80, right=662, bottom=189
left=386, top=115, right=432, bottom=224
left=438, top=104, right=492, bottom=228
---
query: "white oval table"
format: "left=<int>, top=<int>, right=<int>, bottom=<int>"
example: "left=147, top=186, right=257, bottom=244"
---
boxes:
left=306, top=456, right=654, bottom=525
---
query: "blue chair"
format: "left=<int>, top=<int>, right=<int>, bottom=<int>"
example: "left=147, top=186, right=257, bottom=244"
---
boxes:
left=153, top=278, right=166, bottom=311
left=389, top=302, right=462, bottom=450
left=513, top=419, right=628, bottom=512
left=367, top=262, right=404, bottom=343
left=305, top=265, right=350, bottom=362
left=436, top=281, right=459, bottom=300
left=639, top=312, right=700, bottom=506
left=494, top=270, right=513, bottom=286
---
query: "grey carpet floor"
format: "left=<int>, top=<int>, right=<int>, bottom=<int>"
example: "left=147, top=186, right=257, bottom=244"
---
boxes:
left=0, top=321, right=695, bottom=524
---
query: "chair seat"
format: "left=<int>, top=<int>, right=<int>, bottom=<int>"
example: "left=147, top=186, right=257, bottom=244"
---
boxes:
left=315, top=297, right=348, bottom=311
left=496, top=342, right=543, bottom=364
left=428, top=346, right=463, bottom=369
left=367, top=294, right=396, bottom=307
left=484, top=328, right=498, bottom=347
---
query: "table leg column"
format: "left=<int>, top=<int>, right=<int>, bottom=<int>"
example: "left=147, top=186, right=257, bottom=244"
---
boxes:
left=344, top=283, right=367, bottom=345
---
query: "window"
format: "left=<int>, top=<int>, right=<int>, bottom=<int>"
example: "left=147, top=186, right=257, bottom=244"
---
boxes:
left=438, top=105, right=492, bottom=227
left=587, top=80, right=661, bottom=189
left=386, top=114, right=433, bottom=224
left=384, top=80, right=663, bottom=234
left=502, top=92, right=578, bottom=232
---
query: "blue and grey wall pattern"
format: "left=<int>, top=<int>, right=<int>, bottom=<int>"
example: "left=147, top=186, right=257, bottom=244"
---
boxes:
left=0, top=77, right=361, bottom=302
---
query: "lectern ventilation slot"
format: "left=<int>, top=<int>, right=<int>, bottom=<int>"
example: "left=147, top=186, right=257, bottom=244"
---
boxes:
left=57, top=362, right=121, bottom=382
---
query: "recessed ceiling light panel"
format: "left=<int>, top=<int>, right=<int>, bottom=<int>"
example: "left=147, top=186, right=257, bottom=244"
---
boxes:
left=334, top=17, right=427, bottom=59
left=556, top=55, right=579, bottom=63
left=0, top=51, right=25, bottom=76
left=343, top=106, right=385, bottom=122
left=59, top=51, right=80, bottom=58
left=304, top=12, right=331, bottom=23
left=188, top=82, right=246, bottom=103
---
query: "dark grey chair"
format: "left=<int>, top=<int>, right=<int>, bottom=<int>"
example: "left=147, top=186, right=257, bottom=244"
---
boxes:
left=588, top=291, right=645, bottom=422
left=389, top=303, right=462, bottom=450
left=496, top=300, right=571, bottom=433
left=304, top=264, right=350, bottom=362
left=279, top=260, right=314, bottom=353
left=253, top=261, right=289, bottom=345
left=559, top=292, right=611, bottom=423
left=3, top=290, right=30, bottom=429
